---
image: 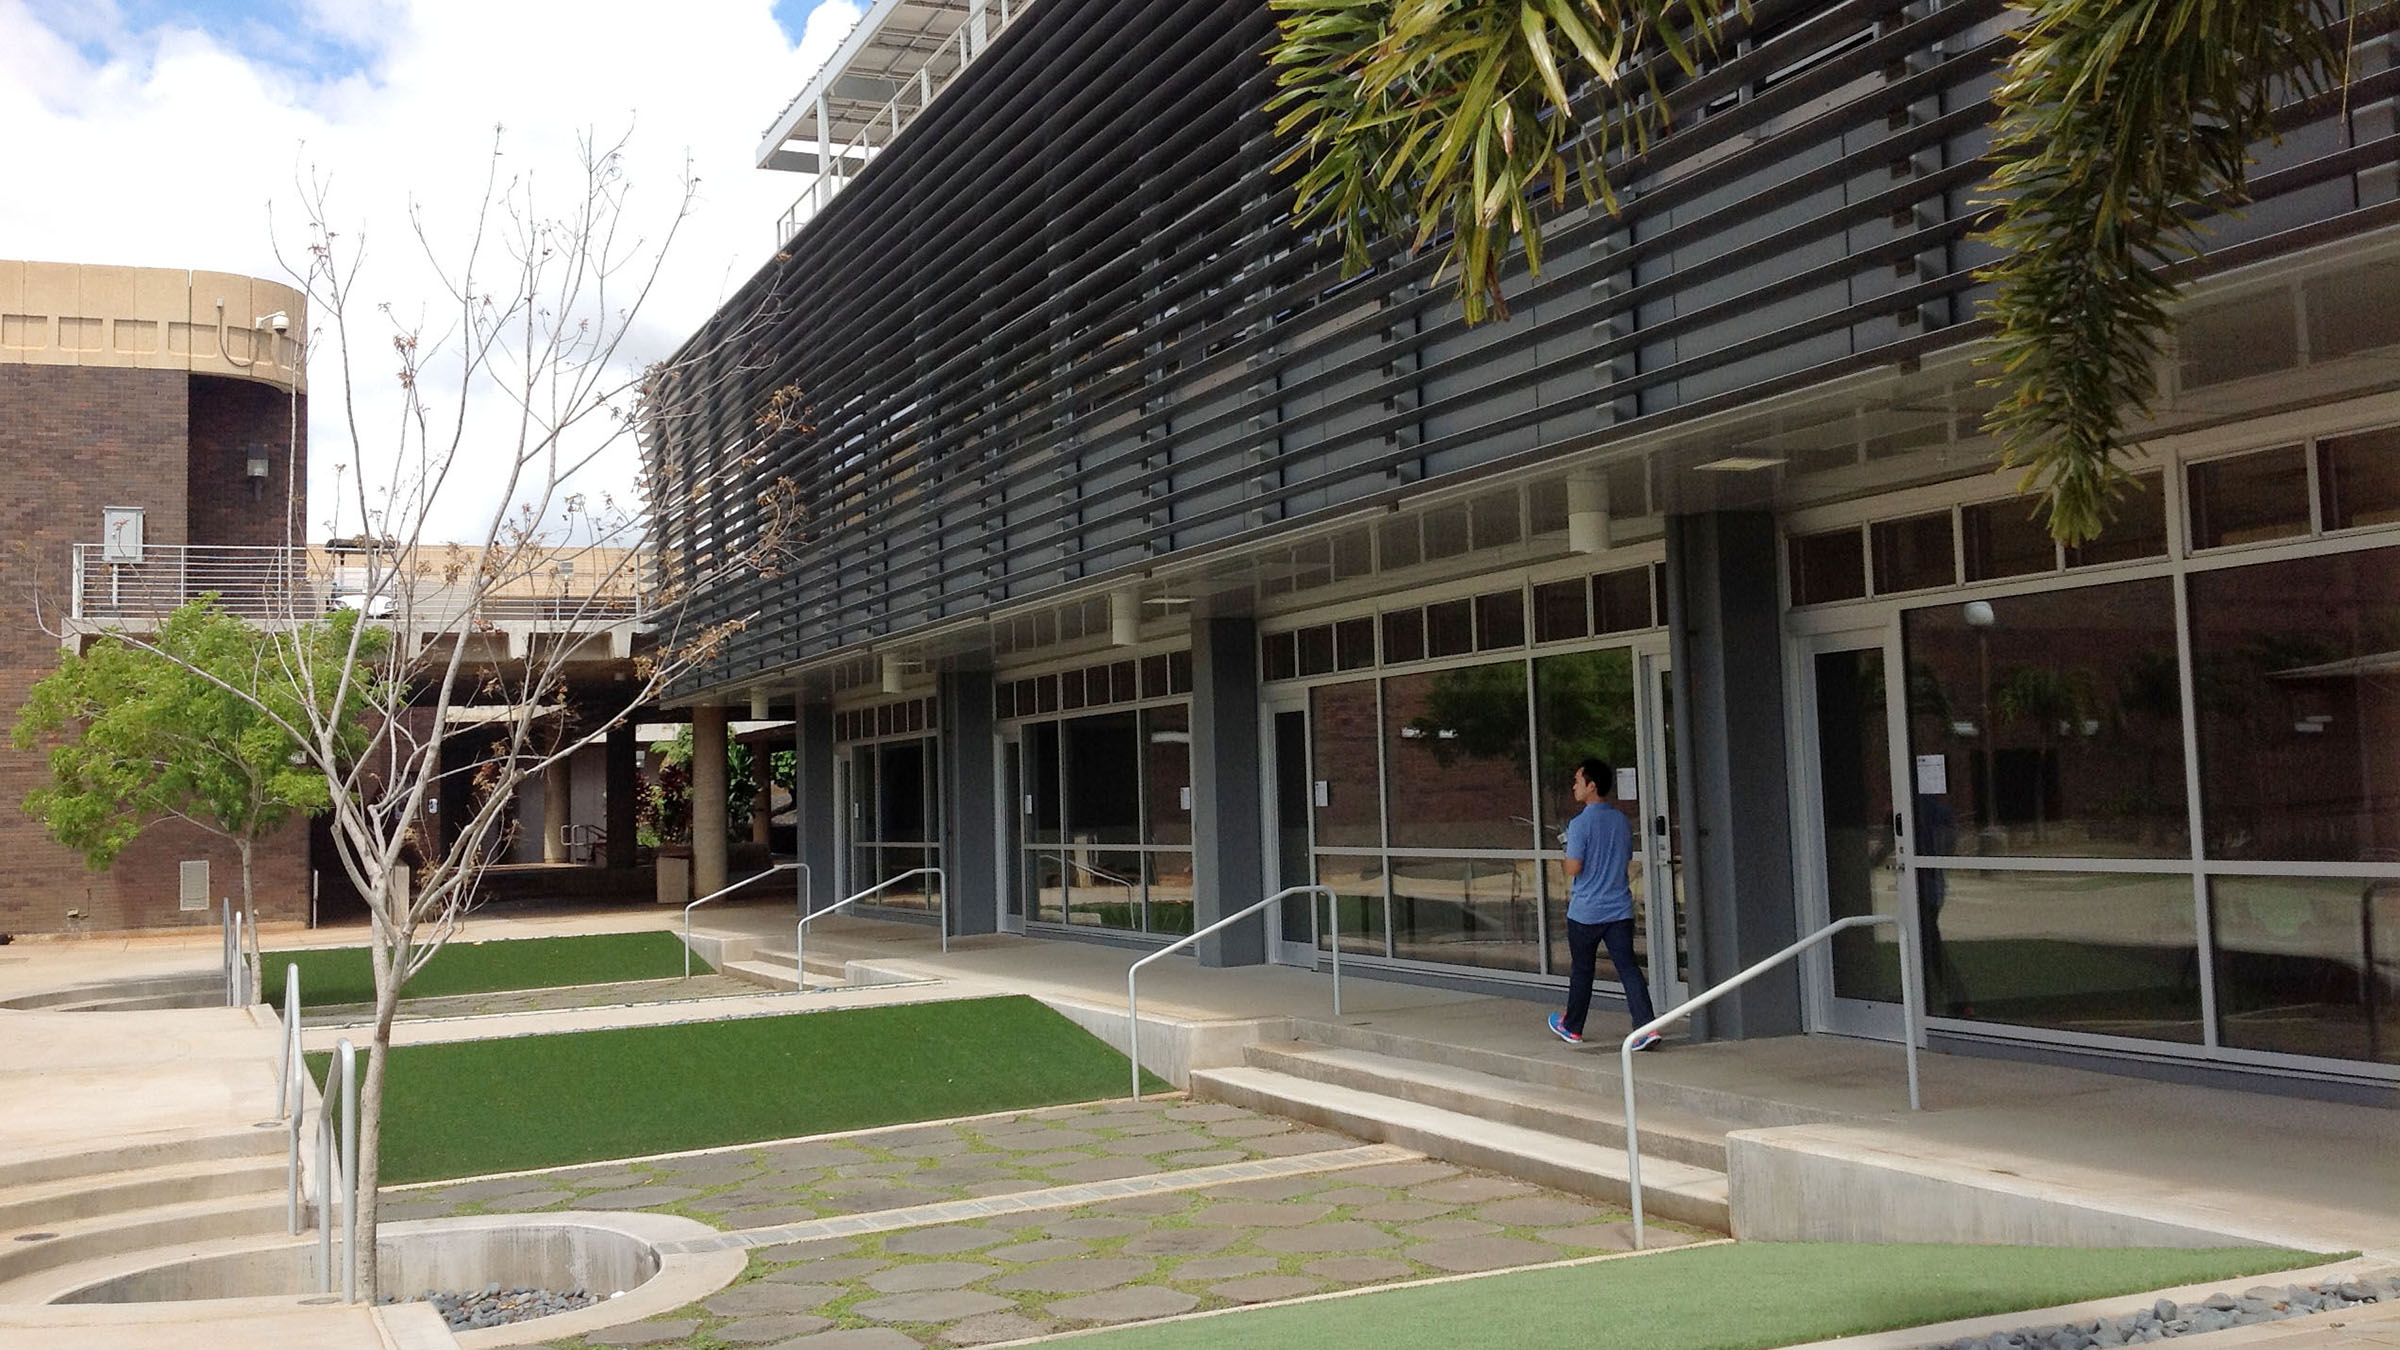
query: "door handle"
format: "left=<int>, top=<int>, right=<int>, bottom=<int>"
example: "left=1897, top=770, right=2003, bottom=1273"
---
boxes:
left=1893, top=811, right=1905, bottom=837
left=1653, top=815, right=1667, bottom=837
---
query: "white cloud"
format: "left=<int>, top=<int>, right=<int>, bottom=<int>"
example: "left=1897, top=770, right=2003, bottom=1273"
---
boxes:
left=0, top=0, right=860, bottom=542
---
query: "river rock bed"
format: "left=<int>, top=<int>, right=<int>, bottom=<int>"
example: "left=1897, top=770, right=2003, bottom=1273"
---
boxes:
left=377, top=1282, right=604, bottom=1330
left=1924, top=1274, right=2397, bottom=1349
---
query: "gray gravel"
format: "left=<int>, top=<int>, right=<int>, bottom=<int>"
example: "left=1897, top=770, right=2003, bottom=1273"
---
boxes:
left=379, top=1281, right=603, bottom=1330
left=1924, top=1274, right=2396, bottom=1349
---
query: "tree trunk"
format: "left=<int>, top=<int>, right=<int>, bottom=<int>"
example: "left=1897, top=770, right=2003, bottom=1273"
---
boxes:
left=353, top=917, right=405, bottom=1302
left=238, top=839, right=258, bottom=1005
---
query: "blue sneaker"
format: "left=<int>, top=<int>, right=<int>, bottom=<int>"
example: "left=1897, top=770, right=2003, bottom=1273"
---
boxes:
left=1547, top=1013, right=1583, bottom=1045
left=1629, top=1031, right=1663, bottom=1052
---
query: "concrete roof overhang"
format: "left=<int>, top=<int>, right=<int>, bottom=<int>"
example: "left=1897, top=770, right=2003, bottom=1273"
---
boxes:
left=758, top=0, right=996, bottom=173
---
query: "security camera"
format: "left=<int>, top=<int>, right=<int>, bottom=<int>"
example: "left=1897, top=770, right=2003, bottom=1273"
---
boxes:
left=259, top=311, right=291, bottom=335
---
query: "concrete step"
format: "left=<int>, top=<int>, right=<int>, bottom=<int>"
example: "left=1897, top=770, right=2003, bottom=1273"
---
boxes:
left=0, top=974, right=223, bottom=1011
left=0, top=1127, right=288, bottom=1192
left=1191, top=1063, right=1729, bottom=1232
left=0, top=1190, right=291, bottom=1289
left=722, top=959, right=801, bottom=992
left=0, top=1155, right=290, bottom=1232
left=1290, top=1017, right=1858, bottom=1133
left=1243, top=1041, right=1730, bottom=1172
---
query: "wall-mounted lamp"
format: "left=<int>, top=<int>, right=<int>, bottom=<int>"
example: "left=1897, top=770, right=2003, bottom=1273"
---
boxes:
left=750, top=689, right=771, bottom=721
left=244, top=446, right=271, bottom=500
left=1566, top=475, right=1609, bottom=555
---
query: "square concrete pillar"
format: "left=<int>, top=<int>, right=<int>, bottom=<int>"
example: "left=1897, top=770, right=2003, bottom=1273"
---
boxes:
left=795, top=701, right=837, bottom=912
left=1190, top=614, right=1266, bottom=968
left=940, top=669, right=998, bottom=937
left=1665, top=511, right=1802, bottom=1040
left=691, top=703, right=730, bottom=901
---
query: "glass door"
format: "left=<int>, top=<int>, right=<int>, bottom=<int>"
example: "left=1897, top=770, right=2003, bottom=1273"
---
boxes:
left=1264, top=697, right=1320, bottom=965
left=832, top=749, right=856, bottom=902
left=1635, top=649, right=1690, bottom=1007
left=998, top=732, right=1025, bottom=933
left=1799, top=629, right=1917, bottom=1038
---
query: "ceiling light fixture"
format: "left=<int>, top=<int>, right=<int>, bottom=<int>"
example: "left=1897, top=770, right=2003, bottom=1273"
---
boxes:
left=1693, top=455, right=1788, bottom=472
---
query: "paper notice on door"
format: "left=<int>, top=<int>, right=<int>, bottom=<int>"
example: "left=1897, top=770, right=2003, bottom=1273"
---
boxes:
left=1914, top=753, right=1949, bottom=795
left=1615, top=767, right=1638, bottom=801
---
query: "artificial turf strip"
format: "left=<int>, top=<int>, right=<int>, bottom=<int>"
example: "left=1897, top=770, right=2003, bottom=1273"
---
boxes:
left=312, top=995, right=1169, bottom=1183
left=1054, top=1242, right=2340, bottom=1350
left=263, top=931, right=705, bottom=1007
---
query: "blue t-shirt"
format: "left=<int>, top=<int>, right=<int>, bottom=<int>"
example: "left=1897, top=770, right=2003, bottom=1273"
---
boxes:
left=1564, top=800, right=1634, bottom=924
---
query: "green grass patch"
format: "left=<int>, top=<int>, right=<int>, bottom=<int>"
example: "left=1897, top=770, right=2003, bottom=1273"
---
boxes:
left=310, top=995, right=1167, bottom=1182
left=1053, top=1242, right=2340, bottom=1350
left=264, top=931, right=703, bottom=1007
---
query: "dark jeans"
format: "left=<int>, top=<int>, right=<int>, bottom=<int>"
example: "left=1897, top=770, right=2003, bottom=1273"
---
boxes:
left=1562, top=917, right=1656, bottom=1039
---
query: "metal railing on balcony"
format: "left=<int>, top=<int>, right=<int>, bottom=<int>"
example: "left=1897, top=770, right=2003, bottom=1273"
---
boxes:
left=69, top=543, right=649, bottom=627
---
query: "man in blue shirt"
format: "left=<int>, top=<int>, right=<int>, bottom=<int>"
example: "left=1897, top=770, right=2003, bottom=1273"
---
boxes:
left=1549, top=757, right=1660, bottom=1049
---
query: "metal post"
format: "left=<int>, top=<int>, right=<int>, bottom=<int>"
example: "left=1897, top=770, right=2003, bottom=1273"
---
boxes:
left=316, top=1104, right=332, bottom=1292
left=280, top=964, right=301, bottom=1234
left=337, top=1039, right=358, bottom=1304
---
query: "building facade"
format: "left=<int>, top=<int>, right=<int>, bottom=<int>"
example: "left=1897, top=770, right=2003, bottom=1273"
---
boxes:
left=650, top=0, right=2400, bottom=1096
left=0, top=260, right=311, bottom=935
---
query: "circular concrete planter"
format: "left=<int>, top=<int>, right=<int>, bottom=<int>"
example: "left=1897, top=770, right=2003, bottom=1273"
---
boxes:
left=46, top=1211, right=743, bottom=1348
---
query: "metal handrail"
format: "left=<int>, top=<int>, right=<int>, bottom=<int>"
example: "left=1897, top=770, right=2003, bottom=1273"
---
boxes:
left=1127, top=885, right=1339, bottom=1102
left=1620, top=912, right=1923, bottom=1249
left=1062, top=855, right=1141, bottom=890
left=682, top=862, right=810, bottom=979
left=794, top=867, right=948, bottom=992
left=277, top=964, right=303, bottom=1235
left=316, top=1038, right=359, bottom=1301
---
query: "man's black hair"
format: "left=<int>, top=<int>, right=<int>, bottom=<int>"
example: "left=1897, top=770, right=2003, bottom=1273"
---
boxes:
left=1578, top=757, right=1614, bottom=795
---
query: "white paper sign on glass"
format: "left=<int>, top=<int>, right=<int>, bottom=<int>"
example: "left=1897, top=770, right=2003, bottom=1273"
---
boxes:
left=1615, top=767, right=1638, bottom=801
left=1914, top=753, right=1949, bottom=795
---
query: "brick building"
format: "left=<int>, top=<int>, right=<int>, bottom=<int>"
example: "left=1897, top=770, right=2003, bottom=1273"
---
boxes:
left=0, top=260, right=309, bottom=936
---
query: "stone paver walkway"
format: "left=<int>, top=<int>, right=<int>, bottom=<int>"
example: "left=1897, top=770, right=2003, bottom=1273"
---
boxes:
left=379, top=1098, right=1366, bottom=1227
left=424, top=1099, right=1715, bottom=1350
left=304, top=973, right=765, bottom=1026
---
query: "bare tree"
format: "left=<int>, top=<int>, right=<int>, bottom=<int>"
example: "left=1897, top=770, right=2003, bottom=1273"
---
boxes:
left=16, top=126, right=809, bottom=1299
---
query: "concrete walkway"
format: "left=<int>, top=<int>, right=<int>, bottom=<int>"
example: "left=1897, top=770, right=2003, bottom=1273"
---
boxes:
left=685, top=903, right=2400, bottom=1262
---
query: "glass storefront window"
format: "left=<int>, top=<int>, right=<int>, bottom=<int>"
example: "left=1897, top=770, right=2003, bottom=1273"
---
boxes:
left=1963, top=497, right=2056, bottom=582
left=1903, top=578, right=2190, bottom=858
left=1920, top=868, right=2203, bottom=1043
left=1063, top=712, right=1140, bottom=846
left=1384, top=664, right=1535, bottom=851
left=1593, top=566, right=1653, bottom=634
left=2189, top=544, right=2400, bottom=863
left=1310, top=680, right=1381, bottom=848
left=1872, top=511, right=1956, bottom=594
left=1145, top=851, right=1196, bottom=935
left=1142, top=706, right=1191, bottom=847
left=1390, top=856, right=1541, bottom=972
left=2319, top=427, right=2400, bottom=531
left=1533, top=579, right=1589, bottom=643
left=1315, top=853, right=1390, bottom=956
left=1532, top=649, right=1638, bottom=842
left=2064, top=473, right=2167, bottom=569
left=1791, top=527, right=1867, bottom=605
left=2211, top=875, right=2398, bottom=1064
left=2189, top=447, right=2311, bottom=549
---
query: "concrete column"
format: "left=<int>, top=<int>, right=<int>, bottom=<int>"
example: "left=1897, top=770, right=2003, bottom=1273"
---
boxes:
left=541, top=758, right=570, bottom=863
left=691, top=704, right=730, bottom=901
left=940, top=670, right=998, bottom=937
left=750, top=738, right=775, bottom=846
left=1190, top=614, right=1265, bottom=968
left=605, top=718, right=638, bottom=870
left=1665, top=511, right=1803, bottom=1040
left=795, top=701, right=837, bottom=912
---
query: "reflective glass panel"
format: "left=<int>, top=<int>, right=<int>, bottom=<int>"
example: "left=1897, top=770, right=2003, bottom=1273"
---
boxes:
left=1144, top=852, right=1197, bottom=935
left=1382, top=608, right=1426, bottom=664
left=1814, top=647, right=1901, bottom=1005
left=1533, top=649, right=1638, bottom=841
left=1384, top=663, right=1535, bottom=851
left=1920, top=868, right=2202, bottom=1043
left=1903, top=578, right=2190, bottom=858
left=1593, top=567, right=1653, bottom=634
left=2189, top=545, right=2400, bottom=862
left=1142, top=705, right=1192, bottom=846
left=1963, top=497, right=2056, bottom=581
left=2211, top=875, right=2399, bottom=1064
left=1790, top=527, right=1867, bottom=605
left=1063, top=712, right=1140, bottom=845
left=1309, top=681, right=1382, bottom=848
left=1314, top=853, right=1390, bottom=956
left=1532, top=579, right=1588, bottom=643
left=2064, top=473, right=2168, bottom=569
left=1872, top=511, right=1956, bottom=594
left=2189, top=447, right=2311, bottom=549
left=1425, top=599, right=1474, bottom=657
left=1069, top=848, right=1142, bottom=930
left=1475, top=591, right=1525, bottom=650
left=1389, top=856, right=1541, bottom=972
left=2320, top=427, right=2400, bottom=531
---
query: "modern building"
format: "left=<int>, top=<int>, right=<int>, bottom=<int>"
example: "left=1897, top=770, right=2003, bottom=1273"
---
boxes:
left=0, top=259, right=311, bottom=934
left=647, top=0, right=2400, bottom=1098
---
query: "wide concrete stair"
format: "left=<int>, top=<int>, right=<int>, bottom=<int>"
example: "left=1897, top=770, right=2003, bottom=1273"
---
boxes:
left=0, top=973, right=224, bottom=1012
left=0, top=1127, right=294, bottom=1302
left=1191, top=1022, right=1852, bottom=1234
left=720, top=943, right=858, bottom=992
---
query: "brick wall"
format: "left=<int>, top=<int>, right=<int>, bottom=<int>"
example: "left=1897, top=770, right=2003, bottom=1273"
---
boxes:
left=188, top=374, right=306, bottom=548
left=0, top=364, right=310, bottom=935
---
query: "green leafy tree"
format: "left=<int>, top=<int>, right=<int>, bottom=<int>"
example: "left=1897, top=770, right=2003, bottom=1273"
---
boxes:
left=13, top=600, right=381, bottom=933
left=1266, top=0, right=2366, bottom=541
